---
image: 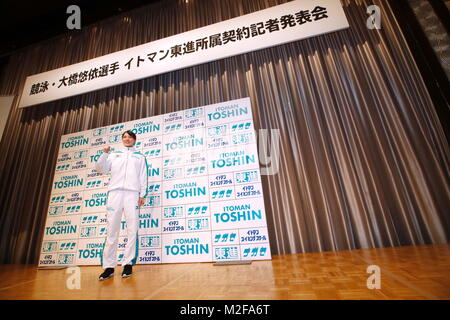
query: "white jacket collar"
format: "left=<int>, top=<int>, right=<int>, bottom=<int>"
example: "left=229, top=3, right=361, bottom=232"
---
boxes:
left=121, top=145, right=136, bottom=152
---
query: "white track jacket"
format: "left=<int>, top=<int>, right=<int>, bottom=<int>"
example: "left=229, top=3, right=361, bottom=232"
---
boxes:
left=95, top=146, right=148, bottom=198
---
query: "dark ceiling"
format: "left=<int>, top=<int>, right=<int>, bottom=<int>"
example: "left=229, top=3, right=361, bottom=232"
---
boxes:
left=0, top=0, right=164, bottom=58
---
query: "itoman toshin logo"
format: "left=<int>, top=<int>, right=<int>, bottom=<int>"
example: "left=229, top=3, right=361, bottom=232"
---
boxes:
left=78, top=242, right=104, bottom=260
left=45, top=219, right=77, bottom=236
left=147, top=163, right=160, bottom=177
left=61, top=135, right=89, bottom=150
left=164, top=181, right=207, bottom=200
left=207, top=104, right=248, bottom=121
left=83, top=192, right=108, bottom=208
left=210, top=150, right=256, bottom=169
left=165, top=133, right=204, bottom=152
left=138, top=212, right=159, bottom=229
left=53, top=174, right=84, bottom=191
left=131, top=120, right=160, bottom=135
left=213, top=203, right=263, bottom=225
left=165, top=237, right=209, bottom=256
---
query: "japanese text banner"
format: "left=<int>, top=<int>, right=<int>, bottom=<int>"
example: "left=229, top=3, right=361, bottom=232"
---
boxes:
left=18, top=0, right=349, bottom=108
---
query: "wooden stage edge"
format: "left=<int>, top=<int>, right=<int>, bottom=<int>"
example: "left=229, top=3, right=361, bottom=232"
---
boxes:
left=0, top=243, right=449, bottom=300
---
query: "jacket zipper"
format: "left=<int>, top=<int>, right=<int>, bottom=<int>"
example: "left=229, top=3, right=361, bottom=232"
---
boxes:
left=122, top=147, right=130, bottom=189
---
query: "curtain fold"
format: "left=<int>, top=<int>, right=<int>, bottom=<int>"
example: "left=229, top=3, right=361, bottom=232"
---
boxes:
left=0, top=0, right=448, bottom=264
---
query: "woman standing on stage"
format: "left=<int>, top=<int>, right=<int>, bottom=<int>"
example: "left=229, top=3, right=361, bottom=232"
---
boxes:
left=95, top=130, right=148, bottom=280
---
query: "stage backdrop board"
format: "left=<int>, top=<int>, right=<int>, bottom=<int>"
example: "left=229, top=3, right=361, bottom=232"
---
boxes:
left=38, top=97, right=272, bottom=266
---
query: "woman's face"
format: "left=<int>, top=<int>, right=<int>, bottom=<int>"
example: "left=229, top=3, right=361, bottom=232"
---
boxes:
left=122, top=133, right=136, bottom=147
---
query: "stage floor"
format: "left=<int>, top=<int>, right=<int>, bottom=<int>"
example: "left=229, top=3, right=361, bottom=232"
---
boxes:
left=0, top=244, right=449, bottom=300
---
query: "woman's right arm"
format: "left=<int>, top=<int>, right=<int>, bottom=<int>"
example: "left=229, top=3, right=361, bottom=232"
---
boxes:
left=95, top=147, right=112, bottom=174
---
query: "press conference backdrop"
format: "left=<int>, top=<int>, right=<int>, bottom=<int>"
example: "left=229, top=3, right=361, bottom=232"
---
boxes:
left=38, top=97, right=271, bottom=266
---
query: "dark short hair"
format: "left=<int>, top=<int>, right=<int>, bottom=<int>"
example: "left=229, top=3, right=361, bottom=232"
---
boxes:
left=122, top=130, right=136, bottom=140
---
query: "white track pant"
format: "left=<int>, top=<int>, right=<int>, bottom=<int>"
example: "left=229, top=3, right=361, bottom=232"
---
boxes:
left=101, top=189, right=140, bottom=269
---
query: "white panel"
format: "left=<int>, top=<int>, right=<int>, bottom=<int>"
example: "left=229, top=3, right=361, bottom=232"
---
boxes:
left=19, top=0, right=349, bottom=108
left=38, top=97, right=272, bottom=266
